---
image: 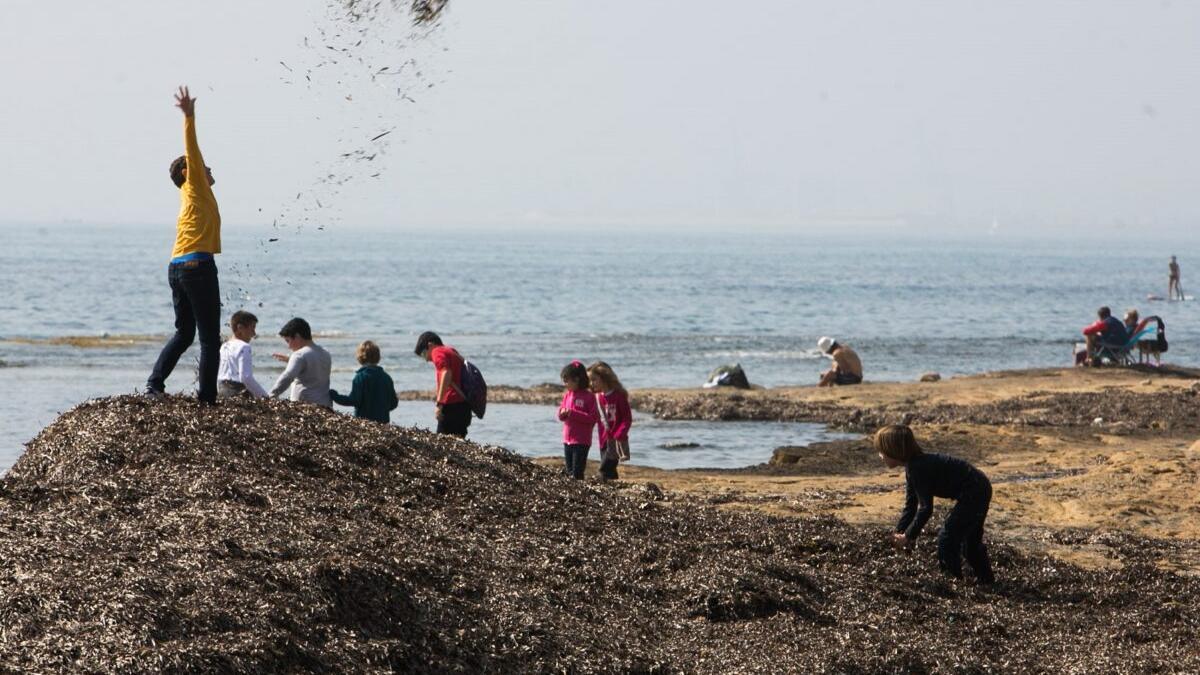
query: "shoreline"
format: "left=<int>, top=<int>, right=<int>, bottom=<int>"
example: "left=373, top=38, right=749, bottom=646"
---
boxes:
left=506, top=366, right=1200, bottom=572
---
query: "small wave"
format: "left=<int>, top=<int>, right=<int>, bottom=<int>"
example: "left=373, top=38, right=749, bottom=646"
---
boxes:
left=696, top=349, right=825, bottom=361
left=0, top=334, right=164, bottom=348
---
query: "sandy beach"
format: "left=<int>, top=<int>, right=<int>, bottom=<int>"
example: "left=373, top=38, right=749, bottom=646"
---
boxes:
left=501, top=367, right=1200, bottom=572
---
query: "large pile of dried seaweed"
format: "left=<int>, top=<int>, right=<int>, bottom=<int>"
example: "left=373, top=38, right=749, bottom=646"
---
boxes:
left=1, top=396, right=1197, bottom=672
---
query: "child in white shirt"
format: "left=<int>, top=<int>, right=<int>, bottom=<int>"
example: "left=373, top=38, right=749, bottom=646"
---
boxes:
left=217, top=311, right=268, bottom=398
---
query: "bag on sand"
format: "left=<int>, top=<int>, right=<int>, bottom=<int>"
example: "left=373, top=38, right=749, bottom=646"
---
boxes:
left=458, top=360, right=488, bottom=419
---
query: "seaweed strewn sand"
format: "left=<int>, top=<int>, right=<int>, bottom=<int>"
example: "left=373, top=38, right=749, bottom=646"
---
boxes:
left=0, top=395, right=1197, bottom=672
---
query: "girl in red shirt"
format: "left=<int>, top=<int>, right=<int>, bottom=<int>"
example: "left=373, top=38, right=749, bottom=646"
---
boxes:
left=588, top=361, right=631, bottom=481
left=558, top=361, right=599, bottom=479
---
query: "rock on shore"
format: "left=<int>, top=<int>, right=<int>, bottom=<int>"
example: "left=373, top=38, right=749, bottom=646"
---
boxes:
left=0, top=396, right=1197, bottom=672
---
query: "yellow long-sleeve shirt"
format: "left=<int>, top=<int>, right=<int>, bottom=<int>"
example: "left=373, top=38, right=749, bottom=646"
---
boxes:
left=170, top=115, right=222, bottom=259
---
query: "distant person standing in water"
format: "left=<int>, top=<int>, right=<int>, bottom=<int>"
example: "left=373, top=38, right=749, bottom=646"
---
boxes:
left=146, top=86, right=222, bottom=403
left=414, top=331, right=471, bottom=438
left=1169, top=256, right=1182, bottom=301
left=817, top=336, right=863, bottom=386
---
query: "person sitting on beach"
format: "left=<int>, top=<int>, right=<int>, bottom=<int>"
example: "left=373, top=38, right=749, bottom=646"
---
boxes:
left=875, top=424, right=995, bottom=584
left=1123, top=309, right=1140, bottom=336
left=269, top=318, right=332, bottom=407
left=145, top=86, right=223, bottom=404
left=330, top=340, right=398, bottom=424
left=1077, top=306, right=1127, bottom=366
left=414, top=331, right=471, bottom=438
left=216, top=311, right=268, bottom=399
left=817, top=336, right=862, bottom=386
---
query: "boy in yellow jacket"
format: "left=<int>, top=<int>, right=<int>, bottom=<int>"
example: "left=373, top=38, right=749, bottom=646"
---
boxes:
left=146, top=86, right=223, bottom=404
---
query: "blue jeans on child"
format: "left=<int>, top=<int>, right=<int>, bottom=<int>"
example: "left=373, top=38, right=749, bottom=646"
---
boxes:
left=147, top=258, right=221, bottom=404
left=563, top=444, right=590, bottom=480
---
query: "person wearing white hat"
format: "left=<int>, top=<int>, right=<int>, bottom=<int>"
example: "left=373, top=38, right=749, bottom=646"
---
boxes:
left=817, top=336, right=862, bottom=387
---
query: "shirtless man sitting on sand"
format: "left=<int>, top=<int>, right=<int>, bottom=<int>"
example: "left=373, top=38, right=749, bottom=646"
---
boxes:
left=817, top=336, right=863, bottom=386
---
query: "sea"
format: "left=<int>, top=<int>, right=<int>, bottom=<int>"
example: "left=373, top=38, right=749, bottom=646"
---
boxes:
left=2, top=223, right=1196, bottom=472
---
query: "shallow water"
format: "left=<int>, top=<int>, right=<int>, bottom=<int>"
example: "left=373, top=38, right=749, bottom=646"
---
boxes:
left=392, top=402, right=858, bottom=471
left=2, top=223, right=1196, bottom=468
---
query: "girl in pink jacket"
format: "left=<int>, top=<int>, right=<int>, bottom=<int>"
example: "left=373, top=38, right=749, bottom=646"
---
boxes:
left=558, top=360, right=599, bottom=479
left=588, top=361, right=631, bottom=481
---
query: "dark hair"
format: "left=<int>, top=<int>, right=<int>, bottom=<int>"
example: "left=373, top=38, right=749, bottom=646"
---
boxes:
left=170, top=155, right=187, bottom=188
left=561, top=360, right=588, bottom=387
left=230, top=310, right=258, bottom=331
left=1098, top=306, right=1111, bottom=319
left=414, top=331, right=443, bottom=356
left=279, top=317, right=312, bottom=341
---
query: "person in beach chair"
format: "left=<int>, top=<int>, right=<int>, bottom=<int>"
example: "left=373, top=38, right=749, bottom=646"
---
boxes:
left=1075, top=306, right=1128, bottom=366
left=1126, top=313, right=1168, bottom=366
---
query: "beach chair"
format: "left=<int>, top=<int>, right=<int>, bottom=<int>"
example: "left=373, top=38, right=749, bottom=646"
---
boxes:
left=1093, top=318, right=1162, bottom=366
left=1131, top=316, right=1168, bottom=365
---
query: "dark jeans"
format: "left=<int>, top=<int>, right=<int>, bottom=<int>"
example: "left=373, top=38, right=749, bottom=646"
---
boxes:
left=938, top=480, right=995, bottom=584
left=835, top=371, right=863, bottom=385
left=599, top=457, right=619, bottom=480
left=563, top=444, right=590, bottom=480
left=437, top=401, right=472, bottom=438
left=217, top=380, right=247, bottom=399
left=147, top=259, right=221, bottom=403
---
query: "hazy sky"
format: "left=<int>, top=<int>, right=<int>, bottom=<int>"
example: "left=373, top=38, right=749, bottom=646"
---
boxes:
left=1, top=0, right=1198, bottom=234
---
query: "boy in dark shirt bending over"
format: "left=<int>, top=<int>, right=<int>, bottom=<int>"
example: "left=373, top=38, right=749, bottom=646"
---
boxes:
left=875, top=424, right=995, bottom=584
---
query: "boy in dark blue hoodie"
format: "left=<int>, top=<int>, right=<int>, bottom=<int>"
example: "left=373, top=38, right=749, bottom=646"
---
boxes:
left=331, top=341, right=399, bottom=424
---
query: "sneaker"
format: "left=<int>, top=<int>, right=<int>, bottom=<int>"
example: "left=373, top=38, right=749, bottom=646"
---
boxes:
left=142, top=387, right=166, bottom=400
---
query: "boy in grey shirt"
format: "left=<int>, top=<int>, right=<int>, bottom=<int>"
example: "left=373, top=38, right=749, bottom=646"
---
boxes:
left=270, top=317, right=332, bottom=407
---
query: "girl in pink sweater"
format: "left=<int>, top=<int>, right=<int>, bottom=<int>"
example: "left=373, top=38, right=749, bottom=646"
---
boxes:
left=588, top=361, right=632, bottom=481
left=558, top=360, right=599, bottom=479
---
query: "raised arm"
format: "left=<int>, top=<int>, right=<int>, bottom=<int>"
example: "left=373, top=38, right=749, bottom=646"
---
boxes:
left=174, top=86, right=209, bottom=190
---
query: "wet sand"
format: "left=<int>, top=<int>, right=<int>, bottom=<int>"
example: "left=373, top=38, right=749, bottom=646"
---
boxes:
left=519, top=367, right=1200, bottom=572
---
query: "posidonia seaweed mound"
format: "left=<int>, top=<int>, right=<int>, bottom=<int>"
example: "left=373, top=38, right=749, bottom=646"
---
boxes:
left=0, top=397, right=1197, bottom=673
